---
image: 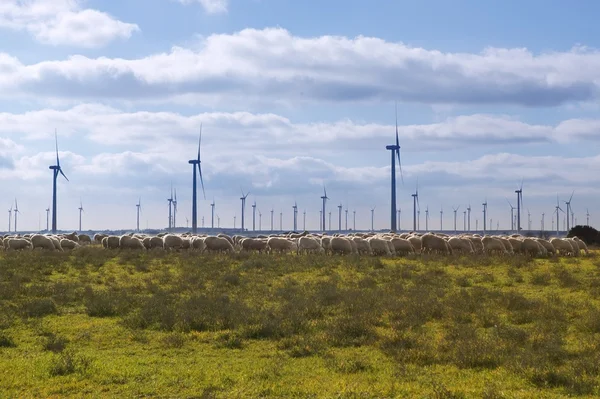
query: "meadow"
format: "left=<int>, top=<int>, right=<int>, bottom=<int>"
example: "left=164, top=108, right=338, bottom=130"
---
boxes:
left=1, top=248, right=600, bottom=398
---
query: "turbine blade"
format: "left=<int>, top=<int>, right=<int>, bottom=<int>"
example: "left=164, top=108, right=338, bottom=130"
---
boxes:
left=198, top=164, right=206, bottom=200
left=197, top=123, right=202, bottom=161
left=59, top=168, right=69, bottom=181
left=396, top=149, right=404, bottom=185
left=569, top=190, right=574, bottom=203
left=55, top=129, right=60, bottom=167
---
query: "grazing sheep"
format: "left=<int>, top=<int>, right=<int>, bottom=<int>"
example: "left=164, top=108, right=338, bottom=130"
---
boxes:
left=191, top=236, right=206, bottom=252
left=105, top=236, right=121, bottom=249
left=7, top=238, right=32, bottom=251
left=119, top=236, right=145, bottom=250
left=407, top=236, right=422, bottom=253
left=321, top=236, right=332, bottom=255
left=267, top=237, right=297, bottom=254
left=242, top=238, right=269, bottom=253
left=60, top=239, right=79, bottom=250
left=352, top=237, right=372, bottom=255
left=330, top=237, right=354, bottom=255
left=448, top=237, right=474, bottom=254
left=78, top=234, right=92, bottom=245
left=482, top=236, right=507, bottom=255
left=573, top=237, right=589, bottom=255
left=30, top=234, right=56, bottom=251
left=297, top=236, right=324, bottom=254
left=367, top=237, right=392, bottom=256
left=521, top=238, right=543, bottom=257
left=421, top=233, right=451, bottom=255
left=163, top=234, right=184, bottom=250
left=204, top=236, right=235, bottom=253
left=391, top=238, right=415, bottom=256
left=550, top=238, right=576, bottom=256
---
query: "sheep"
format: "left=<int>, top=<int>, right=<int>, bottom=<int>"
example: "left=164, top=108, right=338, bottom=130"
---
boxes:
left=448, top=237, right=474, bottom=254
left=321, top=236, right=332, bottom=255
left=573, top=237, right=589, bottom=255
left=241, top=238, right=269, bottom=253
left=7, top=238, right=32, bottom=251
left=482, top=236, right=507, bottom=255
left=30, top=234, right=56, bottom=251
left=78, top=234, right=92, bottom=245
left=521, top=238, right=543, bottom=257
left=330, top=237, right=354, bottom=255
left=60, top=239, right=79, bottom=250
left=391, top=238, right=415, bottom=256
left=367, top=237, right=392, bottom=256
left=421, top=233, right=451, bottom=255
left=352, top=237, right=372, bottom=255
left=297, top=236, right=324, bottom=254
left=407, top=236, right=422, bottom=253
left=550, top=238, right=576, bottom=256
left=536, top=238, right=556, bottom=256
left=204, top=236, right=235, bottom=253
left=94, top=233, right=108, bottom=244
left=163, top=234, right=184, bottom=250
left=119, top=235, right=145, bottom=250
left=267, top=237, right=297, bottom=254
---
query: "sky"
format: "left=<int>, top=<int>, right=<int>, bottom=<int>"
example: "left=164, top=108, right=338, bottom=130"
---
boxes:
left=1, top=0, right=599, bottom=233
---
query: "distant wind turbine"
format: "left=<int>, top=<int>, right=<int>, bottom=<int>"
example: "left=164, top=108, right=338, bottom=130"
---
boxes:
left=370, top=206, right=376, bottom=232
left=321, top=187, right=329, bottom=232
left=210, top=199, right=215, bottom=229
left=412, top=180, right=419, bottom=231
left=49, top=130, right=69, bottom=233
left=452, top=205, right=460, bottom=232
left=78, top=199, right=84, bottom=232
left=14, top=199, right=20, bottom=233
left=7, top=205, right=12, bottom=233
left=189, top=124, right=206, bottom=234
left=240, top=189, right=249, bottom=231
left=338, top=203, right=343, bottom=232
left=563, top=191, right=574, bottom=231
left=136, top=197, right=141, bottom=232
left=45, top=206, right=50, bottom=232
left=385, top=102, right=404, bottom=232
left=482, top=199, right=488, bottom=234
left=252, top=200, right=257, bottom=231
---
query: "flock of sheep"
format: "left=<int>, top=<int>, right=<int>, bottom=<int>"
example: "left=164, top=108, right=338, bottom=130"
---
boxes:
left=1, top=230, right=590, bottom=258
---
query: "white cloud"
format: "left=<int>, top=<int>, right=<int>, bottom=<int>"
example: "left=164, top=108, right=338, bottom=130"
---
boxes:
left=0, top=0, right=139, bottom=47
left=0, top=28, right=599, bottom=104
left=175, top=0, right=228, bottom=14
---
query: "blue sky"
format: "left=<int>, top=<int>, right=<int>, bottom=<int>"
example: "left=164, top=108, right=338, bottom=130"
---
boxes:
left=0, top=0, right=599, bottom=232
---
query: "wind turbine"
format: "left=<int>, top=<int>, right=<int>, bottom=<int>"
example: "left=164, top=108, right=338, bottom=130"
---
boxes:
left=14, top=199, right=20, bottom=233
left=78, top=199, right=84, bottom=232
left=397, top=208, right=401, bottom=231
left=167, top=184, right=174, bottom=231
left=452, top=205, right=460, bottom=232
left=345, top=208, right=348, bottom=231
left=515, top=180, right=523, bottom=232
left=527, top=209, right=532, bottom=230
left=49, top=130, right=69, bottom=233
left=7, top=205, right=12, bottom=233
left=353, top=210, right=356, bottom=231
left=217, top=214, right=220, bottom=229
left=328, top=211, right=332, bottom=231
left=467, top=204, right=471, bottom=232
left=482, top=199, right=488, bottom=234
left=303, top=209, right=306, bottom=231
left=338, top=203, right=343, bottom=231
left=541, top=213, right=545, bottom=232
left=252, top=201, right=257, bottom=231
left=240, top=189, right=249, bottom=231
left=136, top=197, right=141, bottom=232
left=412, top=180, right=419, bottom=231
left=270, top=208, right=274, bottom=232
left=45, top=207, right=50, bottom=232
left=555, top=195, right=564, bottom=234
left=173, top=189, right=178, bottom=229
left=506, top=198, right=515, bottom=232
left=425, top=205, right=430, bottom=231
left=280, top=209, right=283, bottom=231
left=210, top=199, right=215, bottom=229
left=321, top=187, right=329, bottom=232
left=563, top=191, right=574, bottom=231
left=292, top=202, right=298, bottom=231
left=385, top=102, right=404, bottom=232
left=440, top=206, right=443, bottom=231
left=258, top=208, right=262, bottom=231
left=188, top=124, right=206, bottom=234
left=463, top=210, right=467, bottom=231
left=587, top=209, right=590, bottom=226
left=370, top=206, right=376, bottom=231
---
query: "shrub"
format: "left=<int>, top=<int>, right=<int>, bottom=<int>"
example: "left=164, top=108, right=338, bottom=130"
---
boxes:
left=43, top=333, right=68, bottom=353
left=48, top=350, right=91, bottom=376
left=0, top=332, right=16, bottom=348
left=21, top=298, right=58, bottom=318
left=568, top=225, right=599, bottom=245
left=161, top=332, right=186, bottom=348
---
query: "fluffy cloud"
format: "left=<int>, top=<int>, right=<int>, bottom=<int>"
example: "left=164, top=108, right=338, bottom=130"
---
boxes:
left=0, top=0, right=139, bottom=47
left=0, top=28, right=599, bottom=104
left=175, top=0, right=228, bottom=14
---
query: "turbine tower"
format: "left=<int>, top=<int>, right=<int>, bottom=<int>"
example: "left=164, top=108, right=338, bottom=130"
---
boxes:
left=293, top=202, right=298, bottom=231
left=210, top=199, right=215, bottom=229
left=258, top=209, right=262, bottom=231
left=353, top=210, right=356, bottom=231
left=515, top=180, right=523, bottom=232
left=188, top=125, right=206, bottom=234
left=270, top=208, right=274, bottom=232
left=240, top=189, right=250, bottom=231
left=370, top=206, right=375, bottom=231
left=412, top=181, right=419, bottom=232
left=587, top=209, right=590, bottom=226
left=385, top=103, right=403, bottom=232
left=303, top=210, right=306, bottom=231
left=167, top=184, right=174, bottom=231
left=506, top=198, right=515, bottom=232
left=45, top=207, right=50, bottom=232
left=440, top=206, right=443, bottom=231
left=541, top=213, right=545, bottom=232
left=173, top=189, right=178, bottom=229
left=463, top=210, right=467, bottom=231
left=328, top=211, right=332, bottom=231
left=49, top=130, right=69, bottom=233
left=527, top=209, right=532, bottom=230
left=14, top=199, right=20, bottom=233
left=7, top=205, right=12, bottom=233
left=555, top=195, right=564, bottom=234
left=452, top=205, right=460, bottom=232
left=320, top=187, right=328, bottom=232
left=563, top=191, right=574, bottom=232
left=252, top=201, right=257, bottom=231
left=136, top=198, right=141, bottom=232
left=482, top=199, right=488, bottom=234
left=345, top=208, right=348, bottom=231
left=338, top=203, right=343, bottom=232
left=78, top=199, right=84, bottom=232
left=425, top=205, right=430, bottom=231
left=467, top=204, right=471, bottom=232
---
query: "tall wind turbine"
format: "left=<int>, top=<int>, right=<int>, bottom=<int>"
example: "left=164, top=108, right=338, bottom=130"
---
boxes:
left=425, top=205, right=430, bottom=231
left=328, top=211, right=332, bottom=231
left=45, top=207, right=50, bottom=232
left=452, top=205, right=460, bottom=232
left=280, top=210, right=283, bottom=231
left=319, top=210, right=322, bottom=230
left=555, top=195, right=564, bottom=234
left=412, top=180, right=419, bottom=231
left=482, top=199, right=488, bottom=234
left=14, top=199, right=20, bottom=233
left=467, top=204, right=471, bottom=232
left=49, top=130, right=69, bottom=233
left=78, top=199, right=84, bottom=232
left=515, top=180, right=523, bottom=232
left=189, top=125, right=206, bottom=234
left=258, top=209, right=262, bottom=231
left=7, top=205, right=12, bottom=233
left=353, top=210, right=356, bottom=231
left=173, top=189, right=178, bottom=229
left=136, top=197, right=141, bottom=232
left=270, top=208, right=274, bottom=232
left=167, top=185, right=174, bottom=231
left=385, top=103, right=404, bottom=232
left=293, top=202, right=298, bottom=231
left=210, top=199, right=215, bottom=229
left=541, top=213, right=545, bottom=232
left=463, top=210, right=467, bottom=231
left=397, top=209, right=401, bottom=231
left=345, top=208, right=348, bottom=231
left=506, top=198, right=515, bottom=232
left=240, top=189, right=250, bottom=231
left=252, top=201, right=257, bottom=231
left=303, top=209, right=306, bottom=231
left=440, top=206, right=443, bottom=231
left=563, top=191, right=574, bottom=231
left=337, top=203, right=343, bottom=231
left=527, top=209, right=532, bottom=230
left=321, top=187, right=328, bottom=232
left=370, top=206, right=376, bottom=231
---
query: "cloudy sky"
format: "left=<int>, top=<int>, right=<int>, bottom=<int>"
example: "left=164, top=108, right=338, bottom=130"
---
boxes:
left=1, top=0, right=599, bottom=233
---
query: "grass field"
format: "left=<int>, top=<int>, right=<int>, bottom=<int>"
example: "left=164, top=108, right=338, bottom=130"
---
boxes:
left=1, top=248, right=600, bottom=398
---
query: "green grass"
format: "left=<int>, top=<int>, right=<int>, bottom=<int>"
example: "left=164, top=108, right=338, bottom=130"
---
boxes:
left=1, top=248, right=600, bottom=397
